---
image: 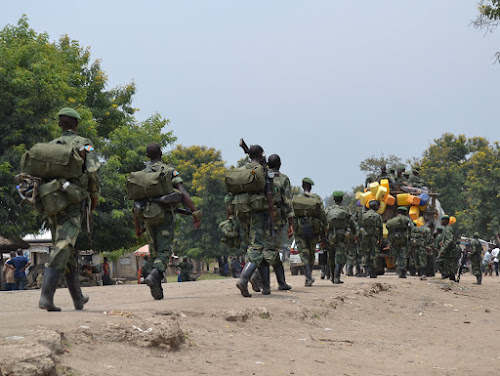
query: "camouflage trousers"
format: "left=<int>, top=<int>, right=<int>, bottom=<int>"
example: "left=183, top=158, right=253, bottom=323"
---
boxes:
left=327, top=235, right=348, bottom=265
left=246, top=211, right=268, bottom=266
left=262, top=224, right=284, bottom=266
left=144, top=211, right=175, bottom=273
left=360, top=235, right=379, bottom=268
left=407, top=246, right=417, bottom=270
left=439, top=247, right=455, bottom=276
left=47, top=204, right=82, bottom=274
left=471, top=255, right=481, bottom=277
left=391, top=239, right=408, bottom=270
left=346, top=243, right=359, bottom=266
left=415, top=246, right=427, bottom=269
left=296, top=235, right=320, bottom=267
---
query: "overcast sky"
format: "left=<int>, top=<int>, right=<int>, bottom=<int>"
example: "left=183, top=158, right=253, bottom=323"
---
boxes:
left=2, top=1, right=499, bottom=198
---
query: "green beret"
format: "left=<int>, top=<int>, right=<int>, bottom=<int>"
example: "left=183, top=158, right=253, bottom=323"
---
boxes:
left=473, top=232, right=480, bottom=238
left=441, top=215, right=450, bottom=220
left=302, top=177, right=314, bottom=186
left=403, top=172, right=410, bottom=176
left=397, top=206, right=408, bottom=211
left=332, top=190, right=344, bottom=199
left=58, top=107, right=81, bottom=120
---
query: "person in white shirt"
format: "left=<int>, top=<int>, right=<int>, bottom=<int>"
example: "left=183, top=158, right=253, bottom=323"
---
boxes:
left=491, top=247, right=499, bottom=276
left=483, top=250, right=492, bottom=276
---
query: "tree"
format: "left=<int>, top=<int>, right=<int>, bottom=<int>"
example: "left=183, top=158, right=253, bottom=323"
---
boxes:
left=359, top=154, right=403, bottom=184
left=473, top=1, right=500, bottom=62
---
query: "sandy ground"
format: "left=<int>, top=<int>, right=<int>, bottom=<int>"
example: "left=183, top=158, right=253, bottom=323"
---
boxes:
left=1, top=271, right=499, bottom=376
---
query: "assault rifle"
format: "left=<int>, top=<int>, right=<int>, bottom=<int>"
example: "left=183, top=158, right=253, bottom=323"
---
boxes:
left=455, top=247, right=467, bottom=283
left=239, top=138, right=275, bottom=237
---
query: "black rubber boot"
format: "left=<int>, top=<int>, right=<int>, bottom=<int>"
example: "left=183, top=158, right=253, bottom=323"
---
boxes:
left=347, top=265, right=354, bottom=277
left=449, top=273, right=456, bottom=282
left=369, top=267, right=378, bottom=279
left=355, top=265, right=363, bottom=277
left=274, top=263, right=292, bottom=290
left=333, top=264, right=344, bottom=284
left=399, top=269, right=407, bottom=279
left=250, top=270, right=262, bottom=292
left=39, top=267, right=62, bottom=312
left=362, top=266, right=369, bottom=277
left=329, top=264, right=335, bottom=283
left=259, top=265, right=271, bottom=295
left=303, top=264, right=315, bottom=287
left=145, top=268, right=164, bottom=300
left=474, top=274, right=482, bottom=285
left=236, top=262, right=257, bottom=297
left=64, top=271, right=89, bottom=310
left=325, top=264, right=331, bottom=280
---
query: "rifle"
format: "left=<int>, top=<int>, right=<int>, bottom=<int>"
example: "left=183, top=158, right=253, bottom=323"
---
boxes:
left=456, top=248, right=467, bottom=283
left=239, top=138, right=275, bottom=237
left=134, top=191, right=193, bottom=216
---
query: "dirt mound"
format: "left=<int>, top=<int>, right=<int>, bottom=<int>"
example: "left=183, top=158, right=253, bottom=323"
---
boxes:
left=356, top=282, right=391, bottom=297
left=220, top=307, right=271, bottom=322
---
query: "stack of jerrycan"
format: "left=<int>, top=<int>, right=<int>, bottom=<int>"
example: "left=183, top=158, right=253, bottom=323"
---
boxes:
left=356, top=179, right=431, bottom=225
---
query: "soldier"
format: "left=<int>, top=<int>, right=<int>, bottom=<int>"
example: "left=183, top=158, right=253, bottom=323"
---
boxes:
left=394, top=165, right=406, bottom=190
left=262, top=154, right=294, bottom=291
left=375, top=165, right=394, bottom=186
left=470, top=232, right=482, bottom=285
left=434, top=226, right=444, bottom=276
left=38, top=108, right=100, bottom=312
left=325, top=191, right=357, bottom=284
left=408, top=167, right=426, bottom=188
left=133, top=143, right=201, bottom=300
left=359, top=200, right=383, bottom=278
left=292, top=178, right=326, bottom=286
left=386, top=207, right=412, bottom=278
left=346, top=230, right=361, bottom=277
left=235, top=145, right=273, bottom=297
left=439, top=215, right=456, bottom=281
left=411, top=220, right=433, bottom=280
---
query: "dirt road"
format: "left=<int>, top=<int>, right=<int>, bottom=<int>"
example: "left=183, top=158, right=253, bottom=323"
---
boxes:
left=1, top=272, right=499, bottom=376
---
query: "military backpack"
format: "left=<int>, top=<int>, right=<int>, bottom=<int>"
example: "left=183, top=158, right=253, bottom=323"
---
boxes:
left=326, top=206, right=349, bottom=229
left=292, top=195, right=323, bottom=217
left=219, top=217, right=241, bottom=249
left=224, top=164, right=266, bottom=194
left=127, top=166, right=175, bottom=200
left=361, top=210, right=380, bottom=236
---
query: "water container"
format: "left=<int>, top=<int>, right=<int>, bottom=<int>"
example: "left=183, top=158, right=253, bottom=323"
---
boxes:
left=357, top=200, right=362, bottom=207
left=384, top=194, right=396, bottom=206
left=383, top=223, right=389, bottom=239
left=376, top=186, right=388, bottom=201
left=377, top=201, right=387, bottom=214
left=380, top=179, right=390, bottom=194
left=355, top=191, right=362, bottom=199
left=419, top=192, right=430, bottom=206
left=418, top=204, right=427, bottom=212
left=369, top=182, right=380, bottom=195
left=409, top=206, right=420, bottom=221
left=449, top=216, right=457, bottom=225
left=397, top=193, right=409, bottom=206
left=406, top=194, right=421, bottom=206
left=415, top=216, right=425, bottom=227
left=360, top=192, right=372, bottom=205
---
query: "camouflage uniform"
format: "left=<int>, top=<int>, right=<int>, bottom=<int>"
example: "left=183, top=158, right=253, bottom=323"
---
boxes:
left=410, top=224, right=432, bottom=276
left=470, top=236, right=482, bottom=284
left=293, top=193, right=325, bottom=267
left=359, top=209, right=383, bottom=276
left=440, top=225, right=455, bottom=279
left=47, top=130, right=100, bottom=274
left=387, top=213, right=412, bottom=276
left=141, top=160, right=182, bottom=273
left=262, top=168, right=294, bottom=266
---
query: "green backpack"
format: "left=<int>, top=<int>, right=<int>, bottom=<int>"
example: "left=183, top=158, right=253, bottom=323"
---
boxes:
left=127, top=167, right=174, bottom=200
left=361, top=210, right=380, bottom=235
left=225, top=165, right=266, bottom=194
left=21, top=142, right=84, bottom=179
left=219, top=217, right=241, bottom=249
left=292, top=195, right=323, bottom=217
left=386, top=215, right=407, bottom=232
left=326, top=206, right=349, bottom=229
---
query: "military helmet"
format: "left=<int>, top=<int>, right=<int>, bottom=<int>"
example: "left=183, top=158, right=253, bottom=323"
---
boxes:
left=473, top=232, right=480, bottom=238
left=368, top=200, right=380, bottom=211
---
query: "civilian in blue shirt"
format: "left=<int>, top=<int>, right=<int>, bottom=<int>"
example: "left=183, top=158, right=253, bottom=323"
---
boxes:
left=6, top=249, right=31, bottom=290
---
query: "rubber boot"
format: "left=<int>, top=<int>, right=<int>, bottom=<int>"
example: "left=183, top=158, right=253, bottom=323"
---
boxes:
left=39, top=267, right=62, bottom=312
left=474, top=274, right=482, bottom=285
left=145, top=268, right=164, bottom=300
left=347, top=265, right=354, bottom=277
left=355, top=265, right=363, bottom=277
left=329, top=264, right=335, bottom=283
left=325, top=264, right=331, bottom=280
left=274, top=263, right=292, bottom=290
left=449, top=273, right=456, bottom=282
left=250, top=270, right=261, bottom=292
left=236, top=262, right=257, bottom=297
left=259, top=265, right=271, bottom=295
left=333, top=264, right=344, bottom=284
left=369, top=267, right=377, bottom=279
left=419, top=268, right=427, bottom=281
left=303, top=264, right=315, bottom=287
left=362, top=266, right=369, bottom=277
left=64, top=271, right=89, bottom=310
left=398, top=269, right=407, bottom=279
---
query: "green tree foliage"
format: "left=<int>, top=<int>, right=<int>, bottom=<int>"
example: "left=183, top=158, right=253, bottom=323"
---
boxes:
left=359, top=154, right=402, bottom=184
left=0, top=17, right=176, bottom=252
left=169, top=146, right=230, bottom=260
left=474, top=1, right=500, bottom=62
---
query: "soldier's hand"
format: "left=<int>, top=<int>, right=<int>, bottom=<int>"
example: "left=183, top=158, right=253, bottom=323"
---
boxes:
left=287, top=224, right=294, bottom=238
left=192, top=210, right=202, bottom=229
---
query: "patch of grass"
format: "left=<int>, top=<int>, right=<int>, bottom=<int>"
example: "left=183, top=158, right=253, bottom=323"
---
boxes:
left=259, top=312, right=271, bottom=319
left=196, top=274, right=230, bottom=281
